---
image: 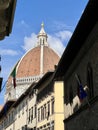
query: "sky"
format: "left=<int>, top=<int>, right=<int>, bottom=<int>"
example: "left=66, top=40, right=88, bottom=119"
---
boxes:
left=0, top=0, right=88, bottom=104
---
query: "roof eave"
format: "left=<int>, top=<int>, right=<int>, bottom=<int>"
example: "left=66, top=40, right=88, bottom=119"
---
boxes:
left=0, top=0, right=17, bottom=40
left=54, top=0, right=98, bottom=79
left=7, top=0, right=17, bottom=35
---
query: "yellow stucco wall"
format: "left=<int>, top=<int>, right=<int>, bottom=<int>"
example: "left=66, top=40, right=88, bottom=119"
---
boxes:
left=54, top=81, right=64, bottom=130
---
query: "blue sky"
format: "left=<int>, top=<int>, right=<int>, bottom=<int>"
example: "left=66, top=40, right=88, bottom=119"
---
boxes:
left=0, top=0, right=88, bottom=104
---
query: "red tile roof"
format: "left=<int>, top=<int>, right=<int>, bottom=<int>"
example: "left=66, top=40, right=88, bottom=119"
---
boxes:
left=17, top=46, right=59, bottom=77
left=7, top=46, right=60, bottom=86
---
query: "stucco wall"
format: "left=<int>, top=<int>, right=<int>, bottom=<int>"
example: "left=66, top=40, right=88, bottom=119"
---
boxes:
left=64, top=98, right=98, bottom=130
left=64, top=22, right=98, bottom=126
left=54, top=81, right=64, bottom=130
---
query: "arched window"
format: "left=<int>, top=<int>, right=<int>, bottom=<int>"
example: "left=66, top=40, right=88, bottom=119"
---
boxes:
left=87, top=63, right=94, bottom=99
left=40, top=39, right=42, bottom=45
left=43, top=39, right=44, bottom=44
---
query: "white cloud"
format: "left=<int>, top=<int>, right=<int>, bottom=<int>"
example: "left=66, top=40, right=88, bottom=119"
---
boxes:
left=50, top=21, right=74, bottom=31
left=55, top=31, right=72, bottom=41
left=48, top=34, right=65, bottom=56
left=21, top=20, right=26, bottom=25
left=22, top=33, right=37, bottom=51
left=18, top=20, right=29, bottom=28
left=0, top=49, right=19, bottom=56
left=51, top=21, right=67, bottom=31
left=22, top=30, right=72, bottom=56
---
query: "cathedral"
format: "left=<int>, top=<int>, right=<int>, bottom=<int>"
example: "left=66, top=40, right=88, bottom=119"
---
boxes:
left=1, top=0, right=98, bottom=130
left=0, top=24, right=64, bottom=130
left=5, top=23, right=60, bottom=101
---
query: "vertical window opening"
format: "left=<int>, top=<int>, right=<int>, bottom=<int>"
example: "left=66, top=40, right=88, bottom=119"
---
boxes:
left=87, top=63, right=94, bottom=99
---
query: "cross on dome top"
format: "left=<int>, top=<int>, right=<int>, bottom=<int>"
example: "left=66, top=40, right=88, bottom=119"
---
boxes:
left=41, top=22, right=44, bottom=28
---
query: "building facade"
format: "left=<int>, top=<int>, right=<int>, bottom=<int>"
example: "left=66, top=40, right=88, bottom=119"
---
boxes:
left=0, top=0, right=17, bottom=40
left=54, top=0, right=98, bottom=130
left=0, top=24, right=62, bottom=130
left=0, top=72, right=64, bottom=130
left=1, top=1, right=98, bottom=130
left=5, top=23, right=60, bottom=102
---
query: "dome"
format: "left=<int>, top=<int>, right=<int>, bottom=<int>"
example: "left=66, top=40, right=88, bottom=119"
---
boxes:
left=6, top=45, right=59, bottom=86
left=17, top=46, right=59, bottom=78
left=5, top=23, right=60, bottom=101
